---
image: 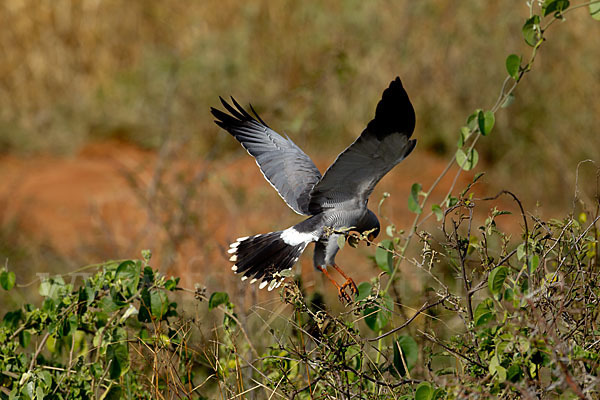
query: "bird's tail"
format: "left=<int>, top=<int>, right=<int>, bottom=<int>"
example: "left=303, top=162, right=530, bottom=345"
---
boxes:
left=228, top=231, right=308, bottom=291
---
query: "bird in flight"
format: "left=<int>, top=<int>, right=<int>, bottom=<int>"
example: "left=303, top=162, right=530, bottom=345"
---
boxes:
left=211, top=77, right=416, bottom=302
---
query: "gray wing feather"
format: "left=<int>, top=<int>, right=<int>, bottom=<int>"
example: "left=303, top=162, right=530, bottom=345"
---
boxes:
left=308, top=77, right=416, bottom=213
left=212, top=98, right=322, bottom=215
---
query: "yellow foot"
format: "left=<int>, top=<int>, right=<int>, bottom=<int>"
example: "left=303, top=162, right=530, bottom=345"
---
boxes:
left=341, top=277, right=359, bottom=296
left=337, top=278, right=358, bottom=303
left=337, top=286, right=352, bottom=303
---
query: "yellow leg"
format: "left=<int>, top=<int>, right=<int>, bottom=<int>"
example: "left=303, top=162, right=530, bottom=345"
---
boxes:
left=317, top=265, right=352, bottom=303
left=331, top=263, right=359, bottom=296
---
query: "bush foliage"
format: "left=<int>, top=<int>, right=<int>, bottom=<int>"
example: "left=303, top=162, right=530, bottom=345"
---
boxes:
left=1, top=186, right=599, bottom=398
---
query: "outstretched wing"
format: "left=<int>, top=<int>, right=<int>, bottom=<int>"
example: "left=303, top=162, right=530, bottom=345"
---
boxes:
left=308, top=77, right=416, bottom=214
left=212, top=98, right=322, bottom=215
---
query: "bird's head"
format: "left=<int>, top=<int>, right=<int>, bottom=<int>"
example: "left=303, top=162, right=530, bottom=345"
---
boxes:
left=359, top=209, right=380, bottom=246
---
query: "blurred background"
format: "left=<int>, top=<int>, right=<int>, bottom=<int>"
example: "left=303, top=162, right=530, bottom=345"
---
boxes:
left=1, top=0, right=599, bottom=306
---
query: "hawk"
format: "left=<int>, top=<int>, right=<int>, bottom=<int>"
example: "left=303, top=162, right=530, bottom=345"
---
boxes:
left=211, top=77, right=416, bottom=301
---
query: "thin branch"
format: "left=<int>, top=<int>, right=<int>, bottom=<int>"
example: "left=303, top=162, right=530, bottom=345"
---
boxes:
left=369, top=295, right=449, bottom=341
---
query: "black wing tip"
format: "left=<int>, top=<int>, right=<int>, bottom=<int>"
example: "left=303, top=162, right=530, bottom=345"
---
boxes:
left=367, top=76, right=416, bottom=140
left=212, top=96, right=270, bottom=130
left=390, top=76, right=404, bottom=88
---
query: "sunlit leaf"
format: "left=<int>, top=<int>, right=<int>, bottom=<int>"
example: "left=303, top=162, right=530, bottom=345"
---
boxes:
left=542, top=0, right=570, bottom=17
left=501, top=93, right=515, bottom=108
left=408, top=183, right=423, bottom=214
left=488, top=266, right=508, bottom=296
left=591, top=2, right=600, bottom=20
left=355, top=282, right=372, bottom=302
left=164, top=277, right=179, bottom=291
left=489, top=354, right=507, bottom=382
left=415, top=382, right=434, bottom=400
left=150, top=290, right=168, bottom=319
left=466, top=110, right=480, bottom=130
left=523, top=15, right=541, bottom=46
left=115, top=260, right=141, bottom=298
left=431, top=204, right=443, bottom=222
left=392, top=336, right=418, bottom=377
left=517, top=243, right=526, bottom=260
left=208, top=292, right=230, bottom=310
left=19, top=330, right=31, bottom=348
left=375, top=239, right=394, bottom=274
left=337, top=234, right=346, bottom=250
left=528, top=254, right=540, bottom=274
left=478, top=110, right=495, bottom=136
left=385, top=224, right=395, bottom=237
left=506, top=54, right=521, bottom=80
left=364, top=293, right=393, bottom=332
left=446, top=195, right=458, bottom=208
left=458, top=126, right=471, bottom=147
left=455, top=148, right=479, bottom=171
left=0, top=270, right=15, bottom=291
left=474, top=298, right=495, bottom=326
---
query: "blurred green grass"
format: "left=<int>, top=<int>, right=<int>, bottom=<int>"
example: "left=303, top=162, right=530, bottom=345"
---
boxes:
left=2, top=1, right=598, bottom=210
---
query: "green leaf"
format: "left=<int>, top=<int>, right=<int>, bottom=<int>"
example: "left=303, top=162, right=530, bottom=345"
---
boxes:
left=355, top=282, right=372, bottom=302
left=408, top=183, right=422, bottom=214
left=542, top=0, right=570, bottom=16
left=138, top=288, right=152, bottom=322
left=46, top=335, right=57, bottom=353
left=466, top=110, right=479, bottom=130
left=61, top=314, right=78, bottom=337
left=477, top=110, right=495, bottom=136
left=431, top=204, right=443, bottom=222
left=141, top=248, right=152, bottom=263
left=501, top=93, right=515, bottom=108
left=104, top=385, right=123, bottom=400
left=375, top=239, right=394, bottom=274
left=506, top=54, right=521, bottom=80
left=474, top=298, right=495, bottom=326
left=489, top=355, right=507, bottom=382
left=164, top=277, right=179, bottom=291
left=208, top=292, right=230, bottom=310
left=0, top=270, right=16, bottom=291
left=591, top=2, right=600, bottom=20
left=488, top=266, right=508, bottom=296
left=392, top=336, right=418, bottom=377
left=446, top=195, right=458, bottom=208
left=507, top=364, right=523, bottom=382
left=39, top=280, right=52, bottom=298
left=115, top=260, right=141, bottom=298
left=522, top=15, right=541, bottom=46
left=455, top=148, right=479, bottom=171
left=150, top=290, right=168, bottom=319
left=19, top=329, right=31, bottom=348
left=364, top=293, right=393, bottom=332
left=528, top=253, right=540, bottom=274
left=457, top=126, right=471, bottom=147
left=3, top=309, right=23, bottom=329
left=516, top=243, right=526, bottom=260
left=415, top=382, right=434, bottom=400
left=336, top=234, right=346, bottom=250
left=385, top=224, right=395, bottom=237
left=107, top=327, right=129, bottom=379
